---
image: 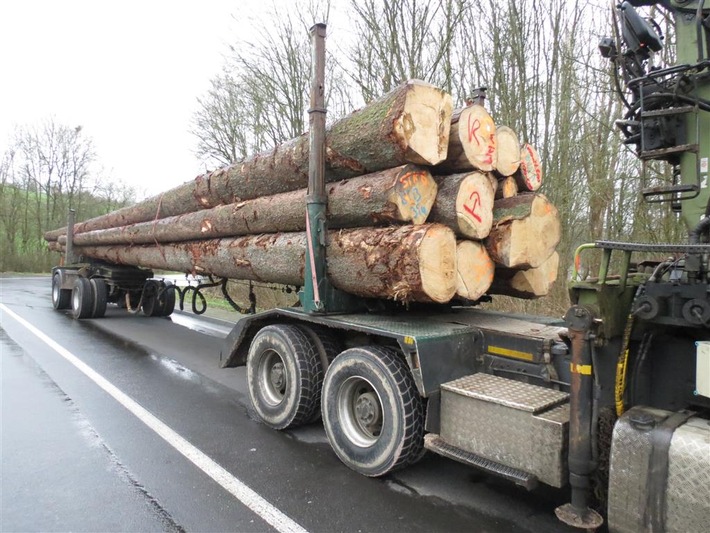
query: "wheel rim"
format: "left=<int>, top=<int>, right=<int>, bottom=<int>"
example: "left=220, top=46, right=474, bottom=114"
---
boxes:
left=72, top=287, right=81, bottom=310
left=257, top=349, right=287, bottom=406
left=337, top=376, right=383, bottom=448
left=52, top=280, right=60, bottom=304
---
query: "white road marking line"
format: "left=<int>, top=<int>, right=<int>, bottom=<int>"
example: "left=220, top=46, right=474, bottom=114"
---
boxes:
left=0, top=303, right=308, bottom=533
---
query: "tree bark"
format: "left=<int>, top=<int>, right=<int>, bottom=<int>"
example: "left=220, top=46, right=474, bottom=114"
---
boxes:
left=515, top=143, right=543, bottom=192
left=489, top=252, right=559, bottom=299
left=72, top=224, right=457, bottom=304
left=429, top=172, right=496, bottom=240
left=455, top=240, right=494, bottom=301
left=485, top=193, right=561, bottom=268
left=45, top=80, right=453, bottom=241
left=494, top=125, right=521, bottom=177
left=59, top=166, right=437, bottom=246
left=495, top=176, right=518, bottom=200
left=436, top=105, right=496, bottom=173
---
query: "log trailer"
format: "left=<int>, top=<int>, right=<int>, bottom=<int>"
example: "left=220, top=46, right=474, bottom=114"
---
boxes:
left=49, top=2, right=709, bottom=531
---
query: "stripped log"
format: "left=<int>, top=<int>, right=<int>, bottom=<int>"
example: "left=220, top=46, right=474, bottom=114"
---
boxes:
left=485, top=193, right=561, bottom=269
left=515, top=143, right=543, bottom=192
left=72, top=224, right=457, bottom=304
left=44, top=80, right=453, bottom=241
left=495, top=176, right=518, bottom=200
left=455, top=240, right=494, bottom=301
left=59, top=166, right=437, bottom=246
left=494, top=126, right=521, bottom=177
left=436, top=105, right=496, bottom=173
left=489, top=252, right=559, bottom=299
left=429, top=172, right=496, bottom=240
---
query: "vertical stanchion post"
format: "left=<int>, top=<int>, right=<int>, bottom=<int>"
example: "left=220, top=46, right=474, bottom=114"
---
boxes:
left=65, top=209, right=76, bottom=265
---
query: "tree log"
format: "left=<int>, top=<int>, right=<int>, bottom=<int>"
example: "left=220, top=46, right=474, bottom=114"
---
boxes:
left=72, top=224, right=457, bottom=304
left=436, top=105, right=496, bottom=173
left=44, top=80, right=453, bottom=241
left=429, top=172, right=496, bottom=239
left=489, top=252, right=559, bottom=299
left=494, top=126, right=521, bottom=177
left=515, top=143, right=543, bottom=192
left=495, top=176, right=518, bottom=200
left=485, top=193, right=561, bottom=269
left=455, top=240, right=494, bottom=301
left=59, top=166, right=437, bottom=246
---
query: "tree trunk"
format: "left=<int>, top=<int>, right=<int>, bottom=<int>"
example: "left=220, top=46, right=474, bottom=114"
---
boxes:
left=494, top=125, right=521, bottom=177
left=515, top=143, right=543, bottom=192
left=495, top=176, right=518, bottom=200
left=73, top=224, right=457, bottom=304
left=485, top=193, right=561, bottom=268
left=436, top=105, right=496, bottom=173
left=429, top=172, right=496, bottom=239
left=45, top=80, right=452, bottom=241
left=59, top=166, right=437, bottom=246
left=455, top=240, right=494, bottom=301
left=489, top=252, right=559, bottom=299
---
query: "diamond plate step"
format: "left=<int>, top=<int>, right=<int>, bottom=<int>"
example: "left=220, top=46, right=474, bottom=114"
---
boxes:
left=424, top=434, right=538, bottom=490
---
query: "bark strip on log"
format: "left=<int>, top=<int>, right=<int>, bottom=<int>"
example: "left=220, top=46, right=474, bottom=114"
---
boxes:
left=485, top=193, right=561, bottom=269
left=455, top=240, right=494, bottom=301
left=59, top=166, right=437, bottom=247
left=44, top=80, right=453, bottom=241
left=493, top=126, right=521, bottom=177
left=72, top=224, right=457, bottom=304
left=495, top=176, right=518, bottom=200
left=436, top=105, right=496, bottom=173
left=429, top=172, right=495, bottom=240
left=489, top=252, right=559, bottom=299
left=515, top=143, right=543, bottom=192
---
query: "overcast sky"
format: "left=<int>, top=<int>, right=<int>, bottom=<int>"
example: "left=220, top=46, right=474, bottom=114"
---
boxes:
left=0, top=0, right=302, bottom=198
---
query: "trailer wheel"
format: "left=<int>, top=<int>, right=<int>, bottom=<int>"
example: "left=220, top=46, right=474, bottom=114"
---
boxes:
left=158, top=281, right=176, bottom=317
left=297, top=324, right=343, bottom=422
left=52, top=273, right=71, bottom=310
left=141, top=280, right=163, bottom=317
left=321, top=346, right=424, bottom=477
left=71, top=277, right=93, bottom=319
left=247, top=324, right=321, bottom=430
left=89, top=279, right=108, bottom=318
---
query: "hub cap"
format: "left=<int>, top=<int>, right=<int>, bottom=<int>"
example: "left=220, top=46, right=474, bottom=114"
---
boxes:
left=337, top=376, right=383, bottom=447
left=258, top=350, right=287, bottom=406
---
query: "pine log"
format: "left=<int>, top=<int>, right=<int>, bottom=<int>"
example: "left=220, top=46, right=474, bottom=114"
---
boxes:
left=44, top=80, right=453, bottom=241
left=72, top=224, right=457, bottom=304
left=455, top=240, right=494, bottom=301
left=58, top=166, right=437, bottom=247
left=494, top=126, right=521, bottom=177
left=489, top=252, right=559, bottom=298
left=429, top=172, right=496, bottom=240
left=485, top=193, right=561, bottom=269
left=495, top=176, right=518, bottom=199
left=515, top=143, right=543, bottom=192
left=436, top=105, right=496, bottom=173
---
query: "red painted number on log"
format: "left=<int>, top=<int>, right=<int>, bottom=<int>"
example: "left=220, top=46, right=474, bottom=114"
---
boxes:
left=463, top=191, right=483, bottom=223
left=467, top=116, right=481, bottom=146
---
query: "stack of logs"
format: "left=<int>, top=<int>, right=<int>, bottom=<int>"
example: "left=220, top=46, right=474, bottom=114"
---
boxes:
left=44, top=80, right=560, bottom=305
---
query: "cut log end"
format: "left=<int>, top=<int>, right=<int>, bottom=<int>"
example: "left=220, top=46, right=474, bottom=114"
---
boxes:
left=390, top=166, right=438, bottom=224
left=495, top=176, right=519, bottom=200
left=454, top=172, right=495, bottom=239
left=418, top=225, right=457, bottom=303
left=490, top=252, right=559, bottom=299
left=456, top=240, right=494, bottom=301
left=516, top=144, right=543, bottom=192
left=397, top=82, right=453, bottom=166
left=457, top=105, right=496, bottom=172
left=494, top=126, right=521, bottom=177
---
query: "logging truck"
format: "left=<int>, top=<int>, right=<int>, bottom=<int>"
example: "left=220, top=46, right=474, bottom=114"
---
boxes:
left=47, top=2, right=709, bottom=531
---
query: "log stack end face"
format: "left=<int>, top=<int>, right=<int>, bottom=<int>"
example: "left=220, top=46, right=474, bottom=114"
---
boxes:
left=417, top=224, right=457, bottom=304
left=454, top=172, right=495, bottom=240
left=457, top=105, right=496, bottom=172
left=395, top=82, right=453, bottom=166
left=391, top=166, right=438, bottom=225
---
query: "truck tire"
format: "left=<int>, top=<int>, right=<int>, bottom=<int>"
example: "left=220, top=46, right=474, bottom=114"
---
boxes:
left=247, top=324, right=322, bottom=430
left=321, top=346, right=424, bottom=477
left=297, top=324, right=343, bottom=423
left=71, top=277, right=93, bottom=319
left=141, top=280, right=162, bottom=317
left=158, top=281, right=176, bottom=317
left=89, top=278, right=108, bottom=319
left=52, top=273, right=71, bottom=310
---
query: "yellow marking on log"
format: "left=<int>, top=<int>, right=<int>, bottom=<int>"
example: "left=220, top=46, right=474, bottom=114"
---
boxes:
left=488, top=345, right=534, bottom=362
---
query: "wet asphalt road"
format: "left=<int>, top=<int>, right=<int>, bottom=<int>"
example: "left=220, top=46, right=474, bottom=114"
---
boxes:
left=1, top=276, right=576, bottom=533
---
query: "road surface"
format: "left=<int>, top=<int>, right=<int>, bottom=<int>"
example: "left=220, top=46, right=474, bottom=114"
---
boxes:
left=1, top=276, right=576, bottom=532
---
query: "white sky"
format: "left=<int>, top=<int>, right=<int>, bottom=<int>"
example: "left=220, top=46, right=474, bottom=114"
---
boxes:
left=0, top=0, right=293, bottom=199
